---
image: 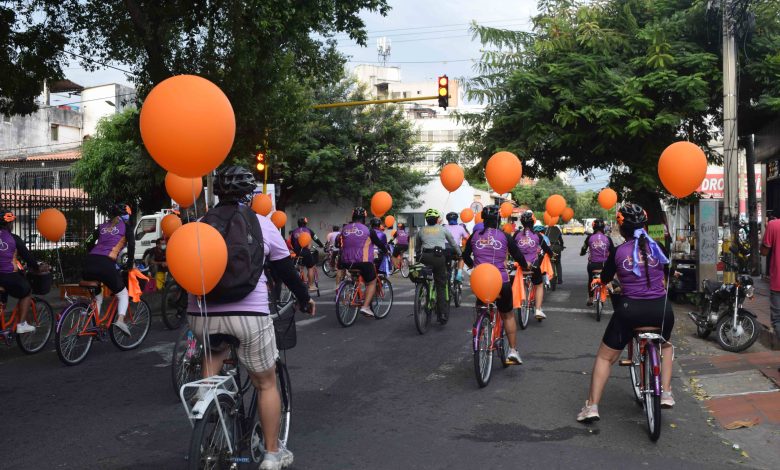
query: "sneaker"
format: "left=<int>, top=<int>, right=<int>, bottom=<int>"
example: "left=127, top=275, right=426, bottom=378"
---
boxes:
left=260, top=446, right=294, bottom=470
left=535, top=310, right=546, bottom=320
left=308, top=285, right=318, bottom=292
left=114, top=321, right=131, bottom=336
left=576, top=401, right=600, bottom=423
left=586, top=299, right=594, bottom=307
left=456, top=270, right=463, bottom=282
left=359, top=307, right=375, bottom=318
left=505, top=348, right=523, bottom=365
left=15, top=321, right=36, bottom=334
left=661, top=391, right=675, bottom=408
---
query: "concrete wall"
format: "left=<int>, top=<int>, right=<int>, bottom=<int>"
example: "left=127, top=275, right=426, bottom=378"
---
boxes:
left=0, top=107, right=82, bottom=159
left=281, top=199, right=358, bottom=237
left=81, top=84, right=137, bottom=137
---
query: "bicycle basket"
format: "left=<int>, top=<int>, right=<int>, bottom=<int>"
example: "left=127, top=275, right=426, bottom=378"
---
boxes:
left=408, top=264, right=433, bottom=283
left=27, top=272, right=53, bottom=295
left=273, top=307, right=297, bottom=350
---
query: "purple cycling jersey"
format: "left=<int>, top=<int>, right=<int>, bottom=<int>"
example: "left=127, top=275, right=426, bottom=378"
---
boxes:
left=514, top=229, right=540, bottom=265
left=445, top=224, right=469, bottom=247
left=0, top=230, right=18, bottom=273
left=613, top=240, right=667, bottom=299
left=373, top=228, right=389, bottom=253
left=341, top=222, right=373, bottom=263
left=90, top=220, right=127, bottom=260
left=291, top=226, right=313, bottom=251
left=395, top=229, right=409, bottom=245
left=587, top=232, right=610, bottom=263
left=470, top=228, right=511, bottom=282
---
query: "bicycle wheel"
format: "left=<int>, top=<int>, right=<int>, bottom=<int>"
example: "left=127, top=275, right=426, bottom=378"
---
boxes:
left=518, top=291, right=531, bottom=330
left=628, top=339, right=642, bottom=405
left=595, top=299, right=602, bottom=322
left=55, top=302, right=94, bottom=366
left=335, top=282, right=358, bottom=327
left=453, top=280, right=462, bottom=307
left=473, top=314, right=493, bottom=387
left=110, top=299, right=151, bottom=350
left=400, top=258, right=410, bottom=278
left=171, top=327, right=203, bottom=401
left=373, top=276, right=393, bottom=319
left=497, top=327, right=509, bottom=369
left=161, top=278, right=186, bottom=330
left=643, top=344, right=662, bottom=441
left=413, top=283, right=430, bottom=334
left=187, top=393, right=237, bottom=470
left=16, top=297, right=54, bottom=354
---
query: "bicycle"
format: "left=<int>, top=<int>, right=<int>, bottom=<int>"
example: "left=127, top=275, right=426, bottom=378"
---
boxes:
left=334, top=269, right=393, bottom=327
left=619, top=326, right=666, bottom=441
left=295, top=252, right=319, bottom=297
left=448, top=257, right=462, bottom=308
left=321, top=245, right=339, bottom=279
left=409, top=263, right=448, bottom=334
left=389, top=242, right=410, bottom=278
left=472, top=301, right=509, bottom=388
left=55, top=280, right=151, bottom=366
left=515, top=270, right=535, bottom=329
left=0, top=274, right=54, bottom=354
left=161, top=273, right=187, bottom=330
left=589, top=270, right=608, bottom=322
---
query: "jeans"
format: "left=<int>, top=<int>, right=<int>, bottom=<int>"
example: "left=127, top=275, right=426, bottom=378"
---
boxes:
left=770, top=290, right=780, bottom=341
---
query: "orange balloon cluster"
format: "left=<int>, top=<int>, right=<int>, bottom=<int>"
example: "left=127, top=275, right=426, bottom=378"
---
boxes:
left=545, top=194, right=566, bottom=217
left=471, top=264, right=503, bottom=302
left=251, top=194, right=273, bottom=216
left=598, top=188, right=617, bottom=210
left=165, top=172, right=203, bottom=208
left=500, top=202, right=514, bottom=218
left=658, top=141, right=707, bottom=198
left=371, top=191, right=393, bottom=217
left=460, top=208, right=474, bottom=223
left=271, top=211, right=287, bottom=229
left=486, top=151, right=523, bottom=194
left=543, top=212, right=559, bottom=227
left=440, top=163, right=464, bottom=192
left=297, top=232, right=312, bottom=248
left=36, top=208, right=67, bottom=242
left=384, top=215, right=395, bottom=227
left=561, top=207, right=575, bottom=223
left=161, top=213, right=182, bottom=239
left=166, top=222, right=228, bottom=295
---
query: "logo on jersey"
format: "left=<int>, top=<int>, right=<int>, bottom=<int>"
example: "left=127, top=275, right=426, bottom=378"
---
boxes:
left=621, top=253, right=660, bottom=271
left=343, top=227, right=365, bottom=236
left=516, top=235, right=537, bottom=249
left=101, top=225, right=120, bottom=235
left=0, top=240, right=8, bottom=251
left=475, top=235, right=504, bottom=250
left=591, top=238, right=608, bottom=252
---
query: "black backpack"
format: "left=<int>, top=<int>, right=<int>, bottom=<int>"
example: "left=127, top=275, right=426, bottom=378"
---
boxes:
left=202, top=203, right=264, bottom=303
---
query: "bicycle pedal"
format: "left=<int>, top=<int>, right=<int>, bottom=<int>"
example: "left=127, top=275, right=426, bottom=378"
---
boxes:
left=618, top=359, right=633, bottom=366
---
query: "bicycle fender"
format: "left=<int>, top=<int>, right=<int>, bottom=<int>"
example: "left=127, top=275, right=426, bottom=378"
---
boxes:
left=737, top=308, right=757, bottom=319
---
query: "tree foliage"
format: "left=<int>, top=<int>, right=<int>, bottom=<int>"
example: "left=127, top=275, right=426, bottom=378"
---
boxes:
left=511, top=177, right=576, bottom=214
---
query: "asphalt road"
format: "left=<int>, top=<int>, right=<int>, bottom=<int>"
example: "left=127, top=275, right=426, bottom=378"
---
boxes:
left=0, top=236, right=761, bottom=469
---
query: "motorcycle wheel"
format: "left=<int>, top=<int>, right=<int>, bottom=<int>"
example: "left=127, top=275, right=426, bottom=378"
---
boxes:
left=715, top=312, right=759, bottom=352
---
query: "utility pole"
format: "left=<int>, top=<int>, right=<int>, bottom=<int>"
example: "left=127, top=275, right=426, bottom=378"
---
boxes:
left=745, top=134, right=760, bottom=274
left=722, top=0, right=740, bottom=241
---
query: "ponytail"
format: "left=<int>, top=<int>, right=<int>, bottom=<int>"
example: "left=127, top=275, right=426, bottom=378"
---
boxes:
left=638, top=234, right=652, bottom=288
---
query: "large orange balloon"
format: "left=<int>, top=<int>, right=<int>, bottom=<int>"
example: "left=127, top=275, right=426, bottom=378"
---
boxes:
left=543, top=212, right=559, bottom=227
left=251, top=194, right=273, bottom=216
left=658, top=141, right=707, bottom=198
left=500, top=202, right=514, bottom=218
left=486, top=151, right=522, bottom=194
left=440, top=163, right=464, bottom=192
left=561, top=207, right=575, bottom=223
left=167, top=222, right=227, bottom=295
left=502, top=223, right=514, bottom=234
left=271, top=211, right=287, bottom=229
left=36, top=208, right=67, bottom=242
left=471, top=264, right=503, bottom=302
left=384, top=215, right=395, bottom=227
left=140, top=75, right=235, bottom=177
left=165, top=172, right=203, bottom=208
left=475, top=212, right=483, bottom=224
left=161, top=213, right=182, bottom=239
left=371, top=191, right=393, bottom=217
left=597, top=188, right=618, bottom=210
left=460, top=208, right=474, bottom=223
left=545, top=194, right=566, bottom=217
left=297, top=232, right=312, bottom=248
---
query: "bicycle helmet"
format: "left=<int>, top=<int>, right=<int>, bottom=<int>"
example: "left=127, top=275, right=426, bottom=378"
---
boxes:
left=109, top=203, right=131, bottom=217
left=445, top=212, right=459, bottom=224
left=520, top=210, right=535, bottom=228
left=297, top=217, right=308, bottom=227
left=214, top=166, right=256, bottom=200
left=332, top=225, right=340, bottom=232
left=0, top=208, right=14, bottom=226
left=592, top=218, right=605, bottom=232
left=533, top=221, right=546, bottom=233
left=616, top=203, right=648, bottom=230
left=352, top=207, right=367, bottom=221
left=369, top=217, right=382, bottom=228
left=481, top=205, right=500, bottom=227
left=424, top=208, right=441, bottom=219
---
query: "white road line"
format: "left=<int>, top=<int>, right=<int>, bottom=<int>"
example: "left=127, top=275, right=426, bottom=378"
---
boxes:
left=296, top=316, right=327, bottom=327
left=708, top=389, right=780, bottom=398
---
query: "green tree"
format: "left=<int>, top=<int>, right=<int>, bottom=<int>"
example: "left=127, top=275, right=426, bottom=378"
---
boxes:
left=511, top=177, right=577, bottom=214
left=574, top=191, right=610, bottom=220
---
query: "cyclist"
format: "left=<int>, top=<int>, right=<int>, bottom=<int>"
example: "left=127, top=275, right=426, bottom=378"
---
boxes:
left=577, top=203, right=675, bottom=423
left=187, top=166, right=314, bottom=470
left=391, top=223, right=410, bottom=271
left=514, top=211, right=554, bottom=320
left=0, top=209, right=44, bottom=333
left=338, top=207, right=387, bottom=317
left=83, top=203, right=134, bottom=335
left=370, top=217, right=392, bottom=275
left=546, top=220, right=565, bottom=284
left=415, top=209, right=461, bottom=322
left=149, top=238, right=167, bottom=290
left=463, top=205, right=528, bottom=364
left=290, top=218, right=324, bottom=292
left=580, top=218, right=613, bottom=306
left=444, top=212, right=469, bottom=281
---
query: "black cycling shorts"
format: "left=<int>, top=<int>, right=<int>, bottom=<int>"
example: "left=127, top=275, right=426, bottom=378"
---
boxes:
left=339, top=261, right=377, bottom=283
left=299, top=248, right=318, bottom=269
left=526, top=268, right=543, bottom=286
left=476, top=281, right=513, bottom=314
left=82, top=254, right=124, bottom=294
left=392, top=244, right=408, bottom=257
left=602, top=295, right=674, bottom=350
left=0, top=271, right=31, bottom=299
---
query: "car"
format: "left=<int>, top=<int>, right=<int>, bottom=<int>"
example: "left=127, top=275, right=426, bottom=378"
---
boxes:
left=562, top=221, right=585, bottom=235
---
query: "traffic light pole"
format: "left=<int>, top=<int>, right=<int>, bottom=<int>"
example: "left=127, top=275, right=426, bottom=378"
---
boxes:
left=312, top=95, right=441, bottom=109
left=263, top=164, right=268, bottom=194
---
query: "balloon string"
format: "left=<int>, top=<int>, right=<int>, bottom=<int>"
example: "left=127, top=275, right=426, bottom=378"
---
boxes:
left=55, top=245, right=64, bottom=285
left=659, top=198, right=679, bottom=352
left=191, top=178, right=211, bottom=369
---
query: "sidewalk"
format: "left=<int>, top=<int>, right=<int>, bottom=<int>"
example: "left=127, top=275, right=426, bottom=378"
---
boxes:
left=747, top=277, right=779, bottom=350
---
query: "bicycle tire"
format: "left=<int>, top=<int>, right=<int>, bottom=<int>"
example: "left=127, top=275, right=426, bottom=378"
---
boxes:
left=373, top=277, right=393, bottom=319
left=161, top=279, right=186, bottom=330
left=322, top=257, right=336, bottom=278
left=595, top=299, right=602, bottom=322
left=628, top=339, right=642, bottom=405
left=474, top=314, right=493, bottom=387
left=643, top=345, right=662, bottom=441
left=453, top=281, right=462, bottom=307
left=110, top=299, right=151, bottom=350
left=55, top=302, right=94, bottom=366
left=187, top=393, right=237, bottom=470
left=16, top=297, right=54, bottom=354
left=413, top=283, right=430, bottom=335
left=172, top=327, right=203, bottom=401
left=335, top=282, right=358, bottom=327
left=498, top=328, right=509, bottom=369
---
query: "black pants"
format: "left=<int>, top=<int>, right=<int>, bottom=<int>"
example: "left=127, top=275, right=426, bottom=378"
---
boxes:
left=420, top=251, right=448, bottom=317
left=586, top=261, right=606, bottom=296
left=551, top=245, right=563, bottom=282
left=83, top=254, right=124, bottom=293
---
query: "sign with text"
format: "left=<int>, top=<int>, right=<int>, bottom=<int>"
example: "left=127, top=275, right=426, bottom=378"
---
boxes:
left=696, top=167, right=762, bottom=199
left=697, top=200, right=719, bottom=287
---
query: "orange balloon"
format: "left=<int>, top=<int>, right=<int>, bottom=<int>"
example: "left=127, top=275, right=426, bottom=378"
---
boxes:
left=658, top=141, right=707, bottom=198
left=597, top=188, right=618, bottom=210
left=470, top=264, right=503, bottom=302
left=297, top=232, right=312, bottom=248
left=486, top=151, right=522, bottom=194
left=36, top=208, right=67, bottom=242
left=166, top=222, right=228, bottom=295
left=140, top=75, right=235, bottom=177
left=165, top=172, right=203, bottom=208
left=475, top=212, right=483, bottom=224
left=561, top=207, right=575, bottom=223
left=502, top=223, right=514, bottom=234
left=384, top=215, right=395, bottom=227
left=251, top=194, right=273, bottom=216
left=271, top=211, right=287, bottom=229
left=161, top=213, right=182, bottom=238
left=460, top=208, right=474, bottom=223
left=370, top=191, right=393, bottom=217
left=440, top=163, right=464, bottom=192
left=543, top=212, right=559, bottom=227
left=500, top=202, right=514, bottom=218
left=545, top=194, right=566, bottom=217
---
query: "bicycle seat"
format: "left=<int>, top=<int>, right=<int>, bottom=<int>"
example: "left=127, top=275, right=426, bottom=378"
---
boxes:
left=79, top=280, right=102, bottom=288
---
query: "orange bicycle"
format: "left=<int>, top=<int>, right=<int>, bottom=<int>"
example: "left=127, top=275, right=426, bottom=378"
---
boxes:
left=0, top=282, right=54, bottom=354
left=54, top=280, right=151, bottom=366
left=335, top=270, right=393, bottom=327
left=472, top=301, right=509, bottom=388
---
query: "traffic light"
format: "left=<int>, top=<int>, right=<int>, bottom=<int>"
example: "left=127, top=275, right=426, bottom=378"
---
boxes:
left=437, top=75, right=449, bottom=109
left=255, top=150, right=266, bottom=172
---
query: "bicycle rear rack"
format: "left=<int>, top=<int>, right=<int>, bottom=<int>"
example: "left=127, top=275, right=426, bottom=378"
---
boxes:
left=180, top=374, right=239, bottom=426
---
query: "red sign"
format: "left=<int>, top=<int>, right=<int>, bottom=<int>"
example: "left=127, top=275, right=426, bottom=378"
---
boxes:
left=696, top=172, right=761, bottom=199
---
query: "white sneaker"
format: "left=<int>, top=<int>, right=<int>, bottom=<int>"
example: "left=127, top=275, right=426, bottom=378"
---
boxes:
left=359, top=307, right=375, bottom=318
left=576, top=401, right=600, bottom=423
left=16, top=321, right=36, bottom=334
left=661, top=391, right=675, bottom=408
left=114, top=321, right=131, bottom=336
left=505, top=348, right=523, bottom=365
left=260, top=446, right=294, bottom=470
left=535, top=309, right=546, bottom=320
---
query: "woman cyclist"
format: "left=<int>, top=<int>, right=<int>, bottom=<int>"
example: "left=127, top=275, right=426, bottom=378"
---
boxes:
left=290, top=217, right=324, bottom=291
left=391, top=223, right=410, bottom=272
left=513, top=211, right=554, bottom=320
left=580, top=218, right=614, bottom=306
left=83, top=203, right=134, bottom=335
left=444, top=212, right=469, bottom=281
left=370, top=217, right=392, bottom=275
left=463, top=205, right=528, bottom=364
left=0, top=209, right=44, bottom=334
left=577, top=203, right=675, bottom=423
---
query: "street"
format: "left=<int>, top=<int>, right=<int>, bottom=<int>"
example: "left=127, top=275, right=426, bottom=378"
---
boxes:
left=0, top=236, right=775, bottom=469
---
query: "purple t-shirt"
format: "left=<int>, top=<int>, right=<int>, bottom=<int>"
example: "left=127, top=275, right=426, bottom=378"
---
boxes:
left=614, top=240, right=667, bottom=299
left=514, top=229, right=540, bottom=265
left=187, top=214, right=290, bottom=315
left=291, top=226, right=313, bottom=252
left=90, top=219, right=127, bottom=260
left=587, top=232, right=610, bottom=263
left=395, top=229, right=409, bottom=245
left=341, top=222, right=373, bottom=263
left=470, top=228, right=510, bottom=282
left=446, top=224, right=469, bottom=247
left=0, top=230, right=18, bottom=273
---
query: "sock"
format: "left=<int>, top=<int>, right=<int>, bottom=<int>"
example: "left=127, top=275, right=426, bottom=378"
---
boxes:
left=116, top=288, right=129, bottom=320
left=94, top=292, right=104, bottom=317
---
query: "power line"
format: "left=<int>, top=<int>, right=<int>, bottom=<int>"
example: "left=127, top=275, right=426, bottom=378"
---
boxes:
left=347, top=58, right=476, bottom=64
left=42, top=91, right=137, bottom=110
left=330, top=17, right=532, bottom=38
left=0, top=141, right=83, bottom=155
left=62, top=50, right=136, bottom=76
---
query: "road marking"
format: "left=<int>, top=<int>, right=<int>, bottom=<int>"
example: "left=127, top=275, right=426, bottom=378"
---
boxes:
left=296, top=316, right=326, bottom=328
left=708, top=389, right=780, bottom=398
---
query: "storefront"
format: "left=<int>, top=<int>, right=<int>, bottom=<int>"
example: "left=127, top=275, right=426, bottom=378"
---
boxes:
left=756, top=118, right=780, bottom=219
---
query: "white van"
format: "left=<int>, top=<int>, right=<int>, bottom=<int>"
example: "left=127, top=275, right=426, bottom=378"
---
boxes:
left=118, top=209, right=178, bottom=264
left=583, top=218, right=596, bottom=234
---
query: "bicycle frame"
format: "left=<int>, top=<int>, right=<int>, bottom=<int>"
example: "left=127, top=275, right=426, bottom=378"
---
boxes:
left=627, top=333, right=664, bottom=397
left=344, top=272, right=385, bottom=307
left=0, top=299, right=40, bottom=338
left=472, top=303, right=502, bottom=352
left=58, top=294, right=119, bottom=337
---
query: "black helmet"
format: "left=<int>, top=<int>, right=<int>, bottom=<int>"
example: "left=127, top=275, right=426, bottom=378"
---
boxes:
left=446, top=212, right=459, bottom=224
left=0, top=208, right=15, bottom=226
left=369, top=217, right=381, bottom=228
left=481, top=205, right=500, bottom=226
left=297, top=217, right=308, bottom=227
left=592, top=218, right=605, bottom=232
left=617, top=203, right=648, bottom=230
left=214, top=166, right=256, bottom=200
left=352, top=207, right=367, bottom=221
left=520, top=210, right=535, bottom=227
left=332, top=225, right=340, bottom=232
left=109, top=203, right=130, bottom=217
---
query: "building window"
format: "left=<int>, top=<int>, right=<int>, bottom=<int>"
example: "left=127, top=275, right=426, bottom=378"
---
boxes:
left=50, top=124, right=59, bottom=141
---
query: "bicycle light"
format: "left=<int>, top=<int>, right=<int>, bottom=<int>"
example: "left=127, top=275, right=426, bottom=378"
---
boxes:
left=743, top=285, right=755, bottom=298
